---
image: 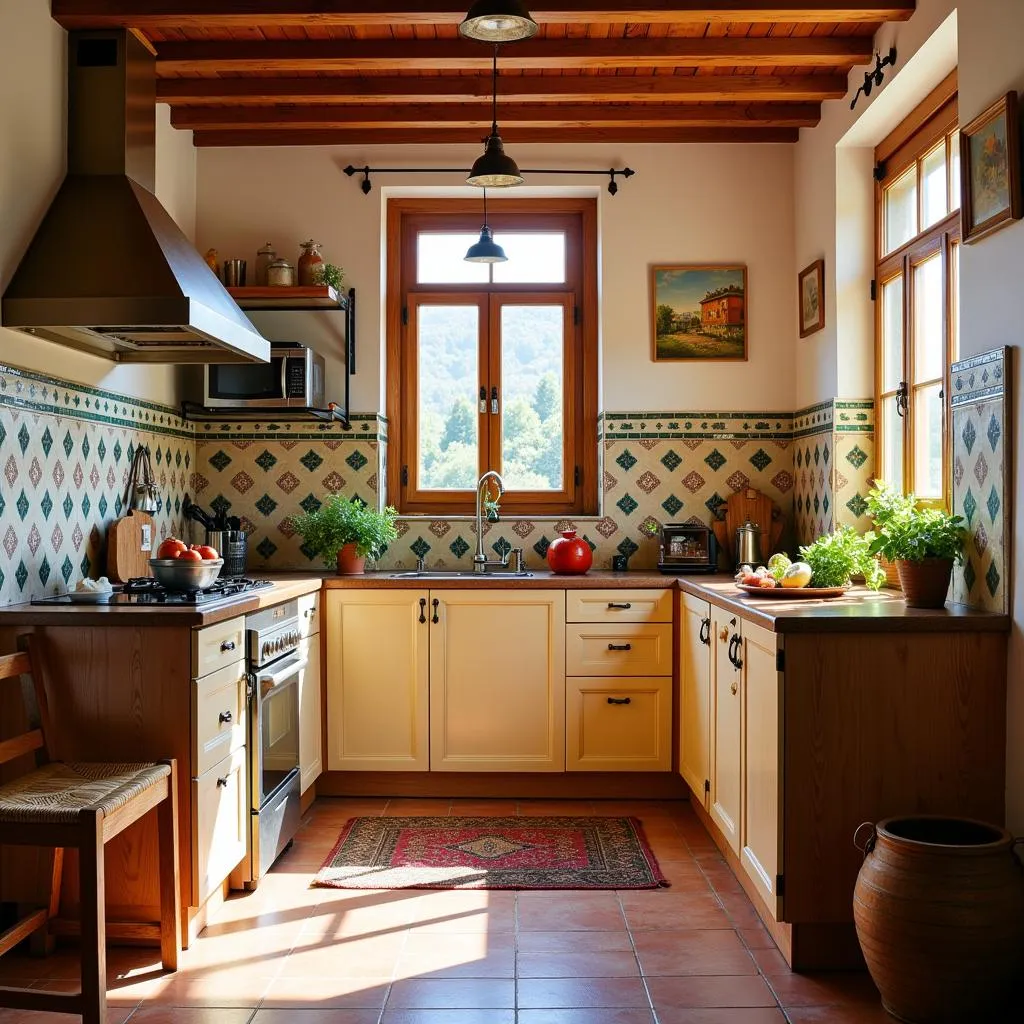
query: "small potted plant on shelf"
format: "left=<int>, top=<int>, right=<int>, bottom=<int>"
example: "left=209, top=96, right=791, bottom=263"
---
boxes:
left=290, top=495, right=398, bottom=575
left=866, top=482, right=966, bottom=608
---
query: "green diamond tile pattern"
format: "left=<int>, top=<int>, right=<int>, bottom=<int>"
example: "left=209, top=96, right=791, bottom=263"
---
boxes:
left=660, top=450, right=682, bottom=472
left=616, top=493, right=639, bottom=516
left=450, top=535, right=470, bottom=559
left=410, top=537, right=431, bottom=560
left=615, top=450, right=637, bottom=472
left=845, top=445, right=868, bottom=469
left=661, top=494, right=683, bottom=517
left=749, top=449, right=772, bottom=472
left=845, top=493, right=868, bottom=517
left=704, top=449, right=726, bottom=471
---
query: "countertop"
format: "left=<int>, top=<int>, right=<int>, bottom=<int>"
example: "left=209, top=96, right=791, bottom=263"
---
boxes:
left=321, top=569, right=675, bottom=589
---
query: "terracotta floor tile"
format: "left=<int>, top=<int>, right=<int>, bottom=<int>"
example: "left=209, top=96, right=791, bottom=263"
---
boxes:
left=385, top=977, right=516, bottom=1009
left=259, top=976, right=391, bottom=1009
left=516, top=977, right=652, bottom=1009
left=279, top=934, right=406, bottom=978
left=515, top=932, right=635, bottom=954
left=140, top=969, right=274, bottom=1008
left=381, top=1011, right=515, bottom=1024
left=620, top=892, right=732, bottom=931
left=784, top=1007, right=896, bottom=1023
left=655, top=1010, right=787, bottom=1023
left=517, top=895, right=627, bottom=932
left=516, top=1011, right=656, bottom=1024
left=126, top=1008, right=256, bottom=1024
left=517, top=801, right=596, bottom=816
left=393, top=948, right=516, bottom=981
left=252, top=1011, right=381, bottom=1024
left=747, top=947, right=790, bottom=975
left=764, top=972, right=880, bottom=1009
left=0, top=1008, right=133, bottom=1024
left=646, top=975, right=777, bottom=1009
left=632, top=929, right=757, bottom=977
left=447, top=800, right=519, bottom=816
left=384, top=800, right=452, bottom=816
left=516, top=951, right=641, bottom=978
left=736, top=927, right=776, bottom=951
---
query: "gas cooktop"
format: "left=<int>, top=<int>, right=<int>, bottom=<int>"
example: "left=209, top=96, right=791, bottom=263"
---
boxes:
left=32, top=577, right=274, bottom=607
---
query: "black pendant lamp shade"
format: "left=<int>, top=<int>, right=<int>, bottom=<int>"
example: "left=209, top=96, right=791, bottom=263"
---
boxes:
left=465, top=189, right=507, bottom=263
left=467, top=46, right=524, bottom=188
left=459, top=0, right=538, bottom=43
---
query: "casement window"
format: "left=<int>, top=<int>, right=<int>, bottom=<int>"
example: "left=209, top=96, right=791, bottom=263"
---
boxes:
left=386, top=198, right=598, bottom=516
left=875, top=72, right=960, bottom=506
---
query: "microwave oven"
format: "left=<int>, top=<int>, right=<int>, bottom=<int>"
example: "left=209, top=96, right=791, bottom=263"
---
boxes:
left=205, top=344, right=325, bottom=409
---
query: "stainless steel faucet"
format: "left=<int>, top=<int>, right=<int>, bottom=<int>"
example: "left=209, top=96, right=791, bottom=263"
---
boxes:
left=473, top=470, right=508, bottom=573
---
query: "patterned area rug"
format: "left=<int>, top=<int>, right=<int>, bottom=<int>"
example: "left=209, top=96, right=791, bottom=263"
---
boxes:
left=312, top=816, right=668, bottom=890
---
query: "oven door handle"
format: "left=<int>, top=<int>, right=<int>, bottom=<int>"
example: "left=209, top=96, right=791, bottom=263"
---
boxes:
left=258, top=654, right=308, bottom=691
left=280, top=355, right=289, bottom=403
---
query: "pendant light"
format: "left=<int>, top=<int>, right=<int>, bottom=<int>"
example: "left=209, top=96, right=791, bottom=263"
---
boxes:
left=464, top=188, right=507, bottom=263
left=466, top=46, right=523, bottom=188
left=459, top=0, right=538, bottom=43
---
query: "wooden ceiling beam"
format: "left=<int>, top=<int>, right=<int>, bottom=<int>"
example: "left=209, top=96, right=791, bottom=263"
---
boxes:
left=157, top=74, right=848, bottom=105
left=190, top=125, right=801, bottom=145
left=171, top=101, right=821, bottom=130
left=154, top=36, right=872, bottom=74
left=52, top=1, right=915, bottom=29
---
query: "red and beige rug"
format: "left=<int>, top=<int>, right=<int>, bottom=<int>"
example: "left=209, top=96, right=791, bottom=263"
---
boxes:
left=312, top=815, right=668, bottom=890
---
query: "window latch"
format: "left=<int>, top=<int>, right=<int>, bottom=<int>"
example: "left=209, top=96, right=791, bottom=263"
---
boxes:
left=896, top=381, right=909, bottom=418
left=479, top=386, right=487, bottom=414
left=490, top=386, right=499, bottom=415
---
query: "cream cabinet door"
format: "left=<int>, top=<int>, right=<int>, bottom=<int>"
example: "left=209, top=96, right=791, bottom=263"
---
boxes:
left=430, top=589, right=566, bottom=771
left=710, top=607, right=742, bottom=854
left=325, top=589, right=429, bottom=771
left=740, top=619, right=783, bottom=919
left=298, top=633, right=322, bottom=794
left=679, top=591, right=712, bottom=806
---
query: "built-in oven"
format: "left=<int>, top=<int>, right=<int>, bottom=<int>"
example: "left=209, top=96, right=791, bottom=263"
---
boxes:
left=205, top=343, right=325, bottom=409
left=242, top=600, right=303, bottom=888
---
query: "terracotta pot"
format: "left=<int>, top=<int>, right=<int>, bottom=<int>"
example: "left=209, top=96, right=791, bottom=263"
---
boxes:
left=853, top=816, right=1024, bottom=1023
left=896, top=557, right=953, bottom=608
left=546, top=530, right=592, bottom=575
left=335, top=542, right=366, bottom=575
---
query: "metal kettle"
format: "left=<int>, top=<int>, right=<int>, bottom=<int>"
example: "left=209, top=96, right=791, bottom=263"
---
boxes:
left=735, top=519, right=764, bottom=567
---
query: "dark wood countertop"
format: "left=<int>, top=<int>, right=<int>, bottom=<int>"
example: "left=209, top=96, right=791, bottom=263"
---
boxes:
left=322, top=569, right=674, bottom=589
left=678, top=576, right=1010, bottom=633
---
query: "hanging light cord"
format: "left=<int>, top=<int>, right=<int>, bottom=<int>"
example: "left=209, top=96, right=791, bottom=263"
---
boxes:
left=482, top=186, right=489, bottom=225
left=490, top=44, right=499, bottom=136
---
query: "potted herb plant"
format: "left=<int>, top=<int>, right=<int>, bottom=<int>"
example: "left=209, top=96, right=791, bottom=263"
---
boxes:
left=290, top=496, right=398, bottom=575
left=866, top=482, right=966, bottom=608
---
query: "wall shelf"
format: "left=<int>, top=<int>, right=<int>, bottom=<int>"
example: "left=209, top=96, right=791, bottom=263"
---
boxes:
left=181, top=401, right=351, bottom=429
left=227, top=285, right=348, bottom=311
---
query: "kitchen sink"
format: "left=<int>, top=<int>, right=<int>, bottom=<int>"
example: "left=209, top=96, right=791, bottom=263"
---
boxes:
left=387, top=570, right=534, bottom=579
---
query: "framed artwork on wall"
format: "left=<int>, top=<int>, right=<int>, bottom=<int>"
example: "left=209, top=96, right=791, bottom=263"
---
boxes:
left=960, top=91, right=1022, bottom=243
left=798, top=259, right=825, bottom=338
left=651, top=264, right=747, bottom=362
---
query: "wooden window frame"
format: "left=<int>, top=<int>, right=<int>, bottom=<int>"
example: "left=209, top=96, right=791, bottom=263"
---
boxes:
left=874, top=72, right=960, bottom=508
left=386, top=197, right=598, bottom=517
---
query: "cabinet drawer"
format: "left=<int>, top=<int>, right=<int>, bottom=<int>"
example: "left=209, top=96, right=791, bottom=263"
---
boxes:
left=298, top=590, right=320, bottom=638
left=567, top=677, right=672, bottom=771
left=566, top=623, right=672, bottom=677
left=192, top=747, right=247, bottom=905
left=193, top=660, right=247, bottom=777
left=192, top=616, right=246, bottom=678
left=566, top=589, right=672, bottom=623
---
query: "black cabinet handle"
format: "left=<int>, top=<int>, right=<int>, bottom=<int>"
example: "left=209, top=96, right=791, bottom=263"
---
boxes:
left=728, top=634, right=743, bottom=670
left=418, top=598, right=426, bottom=624
left=220, top=640, right=236, bottom=652
left=699, top=617, right=710, bottom=645
left=219, top=710, right=233, bottom=724
left=607, top=602, right=632, bottom=609
left=607, top=696, right=632, bottom=705
left=607, top=643, right=632, bottom=652
left=431, top=598, right=439, bottom=624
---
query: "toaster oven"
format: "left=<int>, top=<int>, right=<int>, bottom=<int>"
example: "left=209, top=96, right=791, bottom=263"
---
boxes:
left=657, top=523, right=719, bottom=574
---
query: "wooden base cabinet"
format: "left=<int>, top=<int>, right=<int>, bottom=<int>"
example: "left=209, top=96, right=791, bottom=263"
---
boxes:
left=710, top=607, right=742, bottom=854
left=678, top=592, right=712, bottom=808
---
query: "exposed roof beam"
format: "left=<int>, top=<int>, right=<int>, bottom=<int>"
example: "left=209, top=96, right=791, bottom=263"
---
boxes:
left=52, top=1, right=915, bottom=29
left=171, top=101, right=821, bottom=130
left=154, top=37, right=871, bottom=73
left=157, top=74, right=847, bottom=106
left=190, top=126, right=800, bottom=146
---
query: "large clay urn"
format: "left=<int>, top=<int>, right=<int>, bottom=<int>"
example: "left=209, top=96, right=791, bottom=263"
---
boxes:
left=853, top=816, right=1024, bottom=1023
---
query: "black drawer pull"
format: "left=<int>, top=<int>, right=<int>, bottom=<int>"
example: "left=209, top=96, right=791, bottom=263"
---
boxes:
left=431, top=598, right=439, bottom=624
left=607, top=602, right=632, bottom=610
left=607, top=696, right=632, bottom=706
left=218, top=710, right=233, bottom=724
left=699, top=617, right=711, bottom=645
left=608, top=643, right=632, bottom=652
left=220, top=640, right=236, bottom=652
left=418, top=598, right=427, bottom=624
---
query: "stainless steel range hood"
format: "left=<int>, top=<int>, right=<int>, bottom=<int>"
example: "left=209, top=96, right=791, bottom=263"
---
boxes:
left=1, top=31, right=268, bottom=364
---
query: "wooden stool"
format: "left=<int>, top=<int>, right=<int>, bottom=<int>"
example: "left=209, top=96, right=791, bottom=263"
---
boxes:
left=0, top=636, right=180, bottom=1024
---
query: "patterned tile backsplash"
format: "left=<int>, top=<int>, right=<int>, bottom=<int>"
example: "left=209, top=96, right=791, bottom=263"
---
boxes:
left=951, top=348, right=1010, bottom=613
left=0, top=363, right=191, bottom=607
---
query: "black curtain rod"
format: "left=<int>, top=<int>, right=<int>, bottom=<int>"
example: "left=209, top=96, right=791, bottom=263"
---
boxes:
left=343, top=164, right=635, bottom=195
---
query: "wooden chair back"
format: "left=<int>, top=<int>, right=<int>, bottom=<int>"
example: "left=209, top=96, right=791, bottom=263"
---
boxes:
left=0, top=637, right=54, bottom=771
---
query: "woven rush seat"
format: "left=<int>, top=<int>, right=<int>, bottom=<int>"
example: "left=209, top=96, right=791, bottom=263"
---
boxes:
left=0, top=761, right=171, bottom=824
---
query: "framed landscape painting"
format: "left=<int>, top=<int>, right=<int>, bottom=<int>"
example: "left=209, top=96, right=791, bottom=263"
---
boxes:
left=960, top=91, right=1021, bottom=243
left=798, top=259, right=825, bottom=338
left=652, top=265, right=747, bottom=361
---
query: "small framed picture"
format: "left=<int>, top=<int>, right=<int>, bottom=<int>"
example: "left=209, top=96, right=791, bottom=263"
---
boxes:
left=798, top=259, right=825, bottom=338
left=960, top=91, right=1022, bottom=243
left=651, top=265, right=747, bottom=362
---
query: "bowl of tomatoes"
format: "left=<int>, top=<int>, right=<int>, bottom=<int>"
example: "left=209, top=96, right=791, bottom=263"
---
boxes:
left=150, top=537, right=223, bottom=591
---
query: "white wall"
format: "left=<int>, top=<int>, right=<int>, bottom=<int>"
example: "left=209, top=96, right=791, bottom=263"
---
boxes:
left=0, top=0, right=194, bottom=408
left=156, top=104, right=197, bottom=246
left=195, top=141, right=797, bottom=414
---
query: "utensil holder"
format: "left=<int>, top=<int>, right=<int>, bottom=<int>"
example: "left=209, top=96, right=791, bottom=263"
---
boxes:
left=208, top=530, right=248, bottom=576
left=223, top=259, right=247, bottom=287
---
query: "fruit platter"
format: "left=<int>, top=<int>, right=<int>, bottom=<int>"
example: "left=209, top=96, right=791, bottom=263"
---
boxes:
left=735, top=552, right=848, bottom=600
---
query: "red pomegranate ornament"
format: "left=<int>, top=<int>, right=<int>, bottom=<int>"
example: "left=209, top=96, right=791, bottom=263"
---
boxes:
left=546, top=530, right=593, bottom=575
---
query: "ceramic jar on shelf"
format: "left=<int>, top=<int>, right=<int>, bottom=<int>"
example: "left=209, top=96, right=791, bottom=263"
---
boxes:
left=297, top=240, right=323, bottom=287
left=266, top=258, right=295, bottom=287
left=254, top=242, right=276, bottom=286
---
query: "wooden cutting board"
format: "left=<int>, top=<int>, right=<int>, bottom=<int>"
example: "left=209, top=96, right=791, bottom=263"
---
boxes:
left=106, top=510, right=155, bottom=582
left=712, top=487, right=785, bottom=564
